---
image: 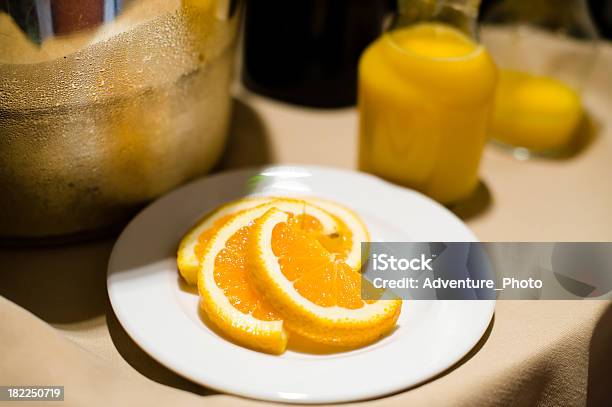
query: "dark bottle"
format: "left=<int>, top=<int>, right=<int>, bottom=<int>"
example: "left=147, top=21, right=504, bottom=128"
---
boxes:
left=242, top=0, right=395, bottom=108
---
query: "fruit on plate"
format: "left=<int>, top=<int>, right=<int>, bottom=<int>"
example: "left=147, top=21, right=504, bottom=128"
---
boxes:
left=177, top=197, right=274, bottom=285
left=197, top=203, right=288, bottom=354
left=178, top=195, right=401, bottom=354
left=177, top=196, right=369, bottom=285
left=249, top=208, right=402, bottom=347
left=197, top=198, right=363, bottom=354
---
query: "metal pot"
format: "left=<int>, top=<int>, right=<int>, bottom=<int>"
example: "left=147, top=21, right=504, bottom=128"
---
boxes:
left=0, top=0, right=241, bottom=242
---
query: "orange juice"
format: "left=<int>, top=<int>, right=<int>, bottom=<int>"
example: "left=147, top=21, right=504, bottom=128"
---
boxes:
left=491, top=69, right=582, bottom=152
left=358, top=23, right=497, bottom=204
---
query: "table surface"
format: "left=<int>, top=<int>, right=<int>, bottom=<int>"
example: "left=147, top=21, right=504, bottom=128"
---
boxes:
left=0, top=42, right=611, bottom=407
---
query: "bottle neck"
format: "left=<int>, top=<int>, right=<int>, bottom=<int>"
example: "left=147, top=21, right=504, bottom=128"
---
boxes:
left=395, top=0, right=481, bottom=39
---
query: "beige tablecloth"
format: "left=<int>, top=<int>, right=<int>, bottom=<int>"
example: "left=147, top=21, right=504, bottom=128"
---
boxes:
left=1, top=41, right=611, bottom=407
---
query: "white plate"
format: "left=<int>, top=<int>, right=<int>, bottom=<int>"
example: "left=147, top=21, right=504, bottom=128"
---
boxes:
left=107, top=165, right=495, bottom=404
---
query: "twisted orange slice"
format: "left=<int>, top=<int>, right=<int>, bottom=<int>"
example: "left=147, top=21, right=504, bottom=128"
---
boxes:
left=178, top=196, right=369, bottom=285
left=249, top=208, right=402, bottom=347
left=178, top=197, right=274, bottom=285
left=197, top=199, right=348, bottom=354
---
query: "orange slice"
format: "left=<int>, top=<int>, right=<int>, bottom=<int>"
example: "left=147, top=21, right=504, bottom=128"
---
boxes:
left=249, top=208, right=402, bottom=347
left=197, top=199, right=346, bottom=354
left=177, top=197, right=274, bottom=285
left=178, top=196, right=369, bottom=285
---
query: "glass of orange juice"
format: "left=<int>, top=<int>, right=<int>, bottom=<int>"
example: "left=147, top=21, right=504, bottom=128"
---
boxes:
left=480, top=0, right=598, bottom=158
left=358, top=0, right=497, bottom=204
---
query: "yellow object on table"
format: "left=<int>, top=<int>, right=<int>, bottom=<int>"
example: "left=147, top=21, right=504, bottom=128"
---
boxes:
left=490, top=70, right=583, bottom=152
left=358, top=23, right=497, bottom=204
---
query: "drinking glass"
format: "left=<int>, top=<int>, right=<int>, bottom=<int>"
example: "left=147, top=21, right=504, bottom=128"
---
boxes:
left=480, top=0, right=599, bottom=158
